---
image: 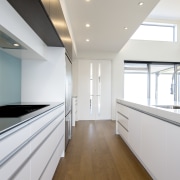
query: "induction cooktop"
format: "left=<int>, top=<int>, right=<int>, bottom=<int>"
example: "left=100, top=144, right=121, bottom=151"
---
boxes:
left=0, top=105, right=49, bottom=117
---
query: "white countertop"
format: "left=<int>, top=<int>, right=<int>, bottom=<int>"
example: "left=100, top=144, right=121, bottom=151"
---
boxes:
left=117, top=98, right=180, bottom=126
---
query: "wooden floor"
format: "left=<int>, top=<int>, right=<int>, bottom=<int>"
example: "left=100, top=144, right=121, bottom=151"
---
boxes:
left=53, top=120, right=152, bottom=180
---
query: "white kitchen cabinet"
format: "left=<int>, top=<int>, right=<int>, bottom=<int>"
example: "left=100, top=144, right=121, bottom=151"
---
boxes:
left=0, top=122, right=31, bottom=161
left=116, top=100, right=180, bottom=180
left=0, top=122, right=31, bottom=180
left=0, top=104, right=65, bottom=179
left=116, top=103, right=129, bottom=132
left=116, top=112, right=129, bottom=142
left=30, top=114, right=64, bottom=179
left=140, top=113, right=167, bottom=180
left=165, top=123, right=180, bottom=180
left=0, top=144, right=31, bottom=180
left=128, top=108, right=141, bottom=156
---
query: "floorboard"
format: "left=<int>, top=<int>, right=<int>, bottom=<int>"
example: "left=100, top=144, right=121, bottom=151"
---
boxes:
left=53, top=120, right=152, bottom=180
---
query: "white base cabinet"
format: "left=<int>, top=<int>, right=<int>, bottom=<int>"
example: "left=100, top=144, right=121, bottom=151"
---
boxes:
left=0, top=104, right=65, bottom=180
left=116, top=102, right=180, bottom=180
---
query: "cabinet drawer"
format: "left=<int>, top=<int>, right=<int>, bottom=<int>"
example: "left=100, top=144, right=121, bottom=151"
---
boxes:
left=0, top=123, right=31, bottom=160
left=1, top=144, right=31, bottom=180
left=30, top=105, right=64, bottom=135
left=117, top=111, right=128, bottom=131
left=118, top=122, right=128, bottom=142
left=117, top=104, right=129, bottom=117
left=41, top=136, right=65, bottom=180
left=30, top=117, right=63, bottom=180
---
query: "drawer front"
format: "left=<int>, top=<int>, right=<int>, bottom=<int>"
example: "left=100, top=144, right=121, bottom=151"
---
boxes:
left=117, top=104, right=129, bottom=117
left=41, top=136, right=65, bottom=180
left=0, top=123, right=31, bottom=161
left=30, top=113, right=64, bottom=154
left=0, top=105, right=64, bottom=179
left=0, top=144, right=31, bottom=180
left=117, top=111, right=129, bottom=131
left=30, top=105, right=64, bottom=135
left=30, top=117, right=64, bottom=180
left=118, top=122, right=128, bottom=142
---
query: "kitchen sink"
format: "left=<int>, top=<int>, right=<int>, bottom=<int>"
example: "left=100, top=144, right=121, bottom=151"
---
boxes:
left=153, top=105, right=180, bottom=109
left=0, top=105, right=49, bottom=117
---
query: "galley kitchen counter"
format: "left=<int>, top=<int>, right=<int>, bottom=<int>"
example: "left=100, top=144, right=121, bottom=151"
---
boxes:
left=0, top=102, right=64, bottom=135
left=117, top=98, right=180, bottom=126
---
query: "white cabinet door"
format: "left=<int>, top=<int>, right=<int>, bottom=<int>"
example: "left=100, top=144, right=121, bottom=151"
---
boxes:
left=165, top=124, right=180, bottom=180
left=140, top=113, right=167, bottom=180
left=128, top=108, right=141, bottom=156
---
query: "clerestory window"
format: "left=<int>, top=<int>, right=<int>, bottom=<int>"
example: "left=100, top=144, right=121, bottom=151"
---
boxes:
left=131, top=23, right=177, bottom=42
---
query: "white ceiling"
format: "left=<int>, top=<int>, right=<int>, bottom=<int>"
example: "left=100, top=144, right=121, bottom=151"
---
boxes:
left=62, top=0, right=180, bottom=60
left=148, top=0, right=180, bottom=20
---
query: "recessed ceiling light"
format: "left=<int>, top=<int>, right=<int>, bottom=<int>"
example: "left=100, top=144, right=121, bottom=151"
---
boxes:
left=86, top=39, right=90, bottom=42
left=124, top=27, right=128, bottom=30
left=85, top=0, right=90, bottom=2
left=86, top=23, right=90, bottom=28
left=13, top=43, right=20, bottom=47
left=138, top=2, right=144, bottom=6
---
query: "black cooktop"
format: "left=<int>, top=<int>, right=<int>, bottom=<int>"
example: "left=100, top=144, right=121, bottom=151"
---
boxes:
left=0, top=105, right=49, bottom=117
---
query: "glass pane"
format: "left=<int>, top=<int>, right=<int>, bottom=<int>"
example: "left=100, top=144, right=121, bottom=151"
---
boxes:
left=98, top=64, right=101, bottom=114
left=125, top=63, right=148, bottom=73
left=90, top=63, right=93, bottom=113
left=124, top=63, right=148, bottom=99
left=131, top=23, right=176, bottom=42
left=150, top=64, right=174, bottom=102
left=124, top=74, right=148, bottom=99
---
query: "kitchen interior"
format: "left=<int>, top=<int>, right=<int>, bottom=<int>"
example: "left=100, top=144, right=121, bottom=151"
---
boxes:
left=1, top=0, right=180, bottom=179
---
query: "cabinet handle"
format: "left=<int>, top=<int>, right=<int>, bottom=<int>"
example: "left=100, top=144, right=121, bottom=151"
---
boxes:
left=117, top=121, right=129, bottom=132
left=117, top=111, right=128, bottom=120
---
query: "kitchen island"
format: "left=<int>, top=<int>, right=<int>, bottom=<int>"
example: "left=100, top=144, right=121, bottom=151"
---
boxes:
left=0, top=102, right=65, bottom=179
left=116, top=98, right=180, bottom=180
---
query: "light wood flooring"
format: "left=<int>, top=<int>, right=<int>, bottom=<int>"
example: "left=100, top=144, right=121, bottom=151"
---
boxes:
left=53, top=120, right=152, bottom=180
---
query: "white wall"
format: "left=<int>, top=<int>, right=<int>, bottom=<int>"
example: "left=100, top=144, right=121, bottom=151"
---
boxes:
left=21, top=47, right=65, bottom=102
left=112, top=21, right=180, bottom=119
left=72, top=60, right=78, bottom=96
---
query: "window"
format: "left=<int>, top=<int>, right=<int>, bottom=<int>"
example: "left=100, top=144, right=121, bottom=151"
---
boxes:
left=124, top=62, right=180, bottom=101
left=124, top=63, right=148, bottom=99
left=131, top=23, right=177, bottom=42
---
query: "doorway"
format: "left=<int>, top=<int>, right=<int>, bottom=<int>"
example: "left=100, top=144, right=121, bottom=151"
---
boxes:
left=78, top=60, right=111, bottom=120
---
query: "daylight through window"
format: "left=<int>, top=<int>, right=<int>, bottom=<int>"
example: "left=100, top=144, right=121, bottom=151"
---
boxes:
left=131, top=23, right=177, bottom=42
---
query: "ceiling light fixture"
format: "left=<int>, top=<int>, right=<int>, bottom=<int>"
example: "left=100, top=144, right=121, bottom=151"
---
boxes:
left=124, top=27, right=128, bottom=30
left=85, top=0, right=90, bottom=2
left=138, top=2, right=144, bottom=6
left=86, top=39, right=90, bottom=42
left=86, top=24, right=90, bottom=28
left=13, top=43, right=20, bottom=47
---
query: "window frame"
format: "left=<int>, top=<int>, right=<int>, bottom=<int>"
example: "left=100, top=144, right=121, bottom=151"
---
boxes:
left=124, top=61, right=180, bottom=101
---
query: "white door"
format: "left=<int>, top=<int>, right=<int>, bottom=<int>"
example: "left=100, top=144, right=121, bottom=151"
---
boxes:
left=78, top=60, right=111, bottom=120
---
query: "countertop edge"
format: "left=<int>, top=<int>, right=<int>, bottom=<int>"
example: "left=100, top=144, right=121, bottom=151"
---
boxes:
left=0, top=102, right=64, bottom=136
left=117, top=99, right=180, bottom=127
